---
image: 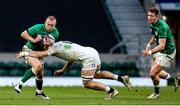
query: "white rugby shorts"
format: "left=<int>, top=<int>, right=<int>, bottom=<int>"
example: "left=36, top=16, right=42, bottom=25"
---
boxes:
left=153, top=50, right=176, bottom=67
left=81, top=47, right=101, bottom=70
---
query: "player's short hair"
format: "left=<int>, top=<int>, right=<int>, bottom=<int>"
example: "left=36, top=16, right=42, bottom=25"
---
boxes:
left=148, top=7, right=159, bottom=15
left=46, top=15, right=56, bottom=21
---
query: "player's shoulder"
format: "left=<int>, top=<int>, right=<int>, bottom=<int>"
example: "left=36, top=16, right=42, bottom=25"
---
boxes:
left=53, top=27, right=59, bottom=33
left=34, top=24, right=44, bottom=27
left=159, top=19, right=169, bottom=28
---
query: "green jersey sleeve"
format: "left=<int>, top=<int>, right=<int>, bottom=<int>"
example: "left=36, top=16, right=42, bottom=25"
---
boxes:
left=27, top=24, right=40, bottom=37
left=47, top=46, right=55, bottom=55
left=159, top=26, right=167, bottom=38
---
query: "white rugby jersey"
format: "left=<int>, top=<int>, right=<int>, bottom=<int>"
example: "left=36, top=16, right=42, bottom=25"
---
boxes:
left=48, top=41, right=98, bottom=62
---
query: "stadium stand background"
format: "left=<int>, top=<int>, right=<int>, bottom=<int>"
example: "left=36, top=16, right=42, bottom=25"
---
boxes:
left=0, top=0, right=123, bottom=53
left=0, top=0, right=180, bottom=77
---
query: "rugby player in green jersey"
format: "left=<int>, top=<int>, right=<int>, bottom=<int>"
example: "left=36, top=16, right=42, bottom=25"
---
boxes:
left=142, top=7, right=179, bottom=99
left=14, top=16, right=59, bottom=99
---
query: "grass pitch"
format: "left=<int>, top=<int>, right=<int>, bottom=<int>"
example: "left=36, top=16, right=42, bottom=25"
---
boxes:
left=0, top=86, right=180, bottom=105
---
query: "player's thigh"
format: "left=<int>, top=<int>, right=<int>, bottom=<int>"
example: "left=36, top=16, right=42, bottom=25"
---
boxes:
left=150, top=63, right=162, bottom=76
left=153, top=52, right=172, bottom=67
left=81, top=69, right=96, bottom=78
left=27, top=57, right=42, bottom=68
left=158, top=70, right=168, bottom=78
left=81, top=61, right=99, bottom=78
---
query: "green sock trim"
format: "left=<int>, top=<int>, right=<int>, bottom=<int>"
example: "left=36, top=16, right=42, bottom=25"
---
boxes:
left=118, top=75, right=123, bottom=82
left=21, top=68, right=34, bottom=83
left=154, top=86, right=160, bottom=94
left=168, top=76, right=175, bottom=83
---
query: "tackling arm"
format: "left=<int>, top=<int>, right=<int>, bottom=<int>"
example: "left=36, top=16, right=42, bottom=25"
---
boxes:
left=16, top=50, right=49, bottom=59
left=54, top=61, right=74, bottom=76
left=28, top=50, right=49, bottom=58
left=61, top=61, right=73, bottom=72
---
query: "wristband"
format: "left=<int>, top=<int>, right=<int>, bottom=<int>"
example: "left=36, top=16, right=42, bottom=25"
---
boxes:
left=21, top=52, right=29, bottom=56
left=148, top=50, right=152, bottom=55
left=147, top=43, right=151, bottom=47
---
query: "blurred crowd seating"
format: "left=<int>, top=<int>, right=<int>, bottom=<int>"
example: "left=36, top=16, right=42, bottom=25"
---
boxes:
left=0, top=61, right=139, bottom=77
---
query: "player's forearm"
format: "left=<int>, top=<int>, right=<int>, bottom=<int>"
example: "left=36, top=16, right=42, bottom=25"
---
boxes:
left=149, top=44, right=165, bottom=54
left=148, top=35, right=155, bottom=45
left=148, top=38, right=166, bottom=54
left=28, top=52, right=42, bottom=58
left=21, top=31, right=36, bottom=43
left=17, top=51, right=48, bottom=59
left=62, top=61, right=73, bottom=72
left=29, top=51, right=48, bottom=58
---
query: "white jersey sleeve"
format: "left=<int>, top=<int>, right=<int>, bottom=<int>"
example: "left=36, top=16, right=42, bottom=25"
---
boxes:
left=47, top=43, right=60, bottom=55
left=47, top=46, right=55, bottom=55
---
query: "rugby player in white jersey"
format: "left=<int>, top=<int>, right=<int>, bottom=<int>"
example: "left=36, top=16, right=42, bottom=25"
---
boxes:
left=17, top=41, right=132, bottom=100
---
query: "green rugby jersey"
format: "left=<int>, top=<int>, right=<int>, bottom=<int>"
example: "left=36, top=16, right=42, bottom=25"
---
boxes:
left=150, top=19, right=176, bottom=55
left=26, top=24, right=59, bottom=51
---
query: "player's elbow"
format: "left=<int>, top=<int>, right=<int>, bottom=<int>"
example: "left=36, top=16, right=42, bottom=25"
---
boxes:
left=21, top=30, right=28, bottom=38
left=21, top=31, right=25, bottom=38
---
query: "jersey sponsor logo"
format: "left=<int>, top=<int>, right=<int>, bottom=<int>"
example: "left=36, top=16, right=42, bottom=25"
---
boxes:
left=63, top=44, right=71, bottom=49
left=90, top=64, right=96, bottom=69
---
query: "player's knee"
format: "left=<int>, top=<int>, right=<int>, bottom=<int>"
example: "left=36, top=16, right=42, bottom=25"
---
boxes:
left=34, top=64, right=43, bottom=79
left=94, top=72, right=100, bottom=78
left=83, top=81, right=89, bottom=88
left=82, top=78, right=93, bottom=88
left=34, top=64, right=43, bottom=72
left=150, top=70, right=157, bottom=78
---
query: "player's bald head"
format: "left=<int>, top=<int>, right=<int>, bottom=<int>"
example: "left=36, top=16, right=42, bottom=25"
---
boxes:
left=45, top=15, right=57, bottom=32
